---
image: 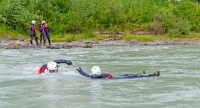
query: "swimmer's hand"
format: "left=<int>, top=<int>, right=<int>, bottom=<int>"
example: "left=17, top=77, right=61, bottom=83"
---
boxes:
left=65, top=60, right=73, bottom=65
left=76, top=67, right=83, bottom=73
left=76, top=67, right=90, bottom=77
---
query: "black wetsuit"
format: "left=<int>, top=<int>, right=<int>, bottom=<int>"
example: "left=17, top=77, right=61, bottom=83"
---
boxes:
left=44, top=27, right=51, bottom=45
left=76, top=67, right=159, bottom=79
left=53, top=60, right=73, bottom=65
left=39, top=24, right=45, bottom=44
left=30, top=24, right=39, bottom=45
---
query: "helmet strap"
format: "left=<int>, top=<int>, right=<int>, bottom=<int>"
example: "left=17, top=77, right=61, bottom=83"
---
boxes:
left=49, top=70, right=54, bottom=73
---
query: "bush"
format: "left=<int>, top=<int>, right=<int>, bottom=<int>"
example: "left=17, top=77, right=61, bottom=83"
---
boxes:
left=168, top=19, right=191, bottom=37
left=82, top=31, right=96, bottom=39
left=123, top=35, right=154, bottom=42
left=0, top=0, right=199, bottom=37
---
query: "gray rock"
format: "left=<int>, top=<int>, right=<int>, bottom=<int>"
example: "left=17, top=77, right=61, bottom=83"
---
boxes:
left=0, top=36, right=10, bottom=42
left=17, top=36, right=25, bottom=41
left=83, top=44, right=92, bottom=48
left=84, top=41, right=93, bottom=44
left=46, top=45, right=60, bottom=49
left=130, top=39, right=137, bottom=44
left=62, top=44, right=72, bottom=49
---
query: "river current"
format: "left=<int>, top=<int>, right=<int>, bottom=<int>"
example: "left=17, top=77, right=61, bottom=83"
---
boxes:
left=0, top=45, right=199, bottom=108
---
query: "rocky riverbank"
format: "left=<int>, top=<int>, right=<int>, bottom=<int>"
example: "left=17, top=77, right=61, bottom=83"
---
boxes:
left=1, top=36, right=200, bottom=49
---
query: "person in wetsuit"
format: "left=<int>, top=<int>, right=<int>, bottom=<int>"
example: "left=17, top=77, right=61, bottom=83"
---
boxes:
left=39, top=20, right=45, bottom=44
left=38, top=60, right=73, bottom=74
left=43, top=23, right=51, bottom=45
left=30, top=20, right=39, bottom=45
left=76, top=66, right=160, bottom=79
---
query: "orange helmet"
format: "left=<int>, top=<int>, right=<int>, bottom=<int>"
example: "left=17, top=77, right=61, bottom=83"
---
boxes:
left=45, top=23, right=48, bottom=26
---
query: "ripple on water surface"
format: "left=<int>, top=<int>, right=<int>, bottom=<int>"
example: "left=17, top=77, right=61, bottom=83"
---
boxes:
left=0, top=45, right=200, bottom=108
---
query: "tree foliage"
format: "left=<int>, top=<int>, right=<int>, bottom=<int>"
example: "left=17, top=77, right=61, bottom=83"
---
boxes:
left=0, top=0, right=199, bottom=37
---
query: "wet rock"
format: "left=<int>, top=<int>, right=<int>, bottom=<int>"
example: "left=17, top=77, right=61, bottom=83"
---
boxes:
left=104, top=38, right=113, bottom=41
left=83, top=44, right=92, bottom=48
left=1, top=35, right=200, bottom=49
left=84, top=41, right=93, bottom=44
left=130, top=40, right=137, bottom=44
left=142, top=43, right=149, bottom=45
left=46, top=45, right=60, bottom=49
left=4, top=43, right=21, bottom=49
left=62, top=44, right=72, bottom=49
left=55, top=44, right=65, bottom=49
left=30, top=45, right=40, bottom=49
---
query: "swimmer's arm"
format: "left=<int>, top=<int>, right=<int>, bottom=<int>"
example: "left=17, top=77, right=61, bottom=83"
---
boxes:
left=54, top=60, right=73, bottom=65
left=90, top=74, right=106, bottom=79
left=76, top=67, right=91, bottom=77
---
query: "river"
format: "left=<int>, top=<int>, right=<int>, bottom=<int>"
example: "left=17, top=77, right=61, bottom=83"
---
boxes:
left=0, top=45, right=199, bottom=108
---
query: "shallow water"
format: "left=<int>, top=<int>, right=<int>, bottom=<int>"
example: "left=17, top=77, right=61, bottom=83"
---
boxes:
left=0, top=45, right=200, bottom=108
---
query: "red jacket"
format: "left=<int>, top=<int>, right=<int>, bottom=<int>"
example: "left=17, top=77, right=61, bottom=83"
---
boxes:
left=38, top=64, right=48, bottom=74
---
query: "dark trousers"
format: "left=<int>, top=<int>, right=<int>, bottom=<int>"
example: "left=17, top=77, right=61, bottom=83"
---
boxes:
left=30, top=33, right=39, bottom=45
left=40, top=33, right=44, bottom=44
left=44, top=34, right=51, bottom=45
left=115, top=73, right=156, bottom=79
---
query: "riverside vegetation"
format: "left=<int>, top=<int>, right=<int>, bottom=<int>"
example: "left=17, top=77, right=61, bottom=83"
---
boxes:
left=0, top=0, right=200, bottom=43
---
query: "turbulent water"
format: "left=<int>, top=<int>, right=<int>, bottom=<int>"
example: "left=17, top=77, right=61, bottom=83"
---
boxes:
left=0, top=45, right=200, bottom=108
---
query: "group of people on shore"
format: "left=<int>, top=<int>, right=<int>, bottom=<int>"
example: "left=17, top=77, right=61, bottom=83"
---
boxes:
left=30, top=20, right=51, bottom=46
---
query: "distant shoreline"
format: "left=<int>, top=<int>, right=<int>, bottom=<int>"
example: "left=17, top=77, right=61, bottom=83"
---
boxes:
left=0, top=36, right=200, bottom=49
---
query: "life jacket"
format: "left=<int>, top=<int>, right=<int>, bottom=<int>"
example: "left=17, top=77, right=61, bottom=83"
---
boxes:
left=31, top=25, right=36, bottom=31
left=39, top=24, right=45, bottom=31
left=44, top=27, right=49, bottom=33
left=38, top=64, right=48, bottom=74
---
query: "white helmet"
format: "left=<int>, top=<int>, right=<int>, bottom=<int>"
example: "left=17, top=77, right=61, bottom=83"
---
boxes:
left=91, top=66, right=101, bottom=75
left=31, top=20, right=35, bottom=24
left=47, top=62, right=58, bottom=70
left=41, top=20, right=45, bottom=24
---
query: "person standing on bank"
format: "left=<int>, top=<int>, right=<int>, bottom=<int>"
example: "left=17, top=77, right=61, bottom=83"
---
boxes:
left=39, top=20, right=45, bottom=44
left=44, top=23, right=51, bottom=45
left=30, top=20, right=39, bottom=45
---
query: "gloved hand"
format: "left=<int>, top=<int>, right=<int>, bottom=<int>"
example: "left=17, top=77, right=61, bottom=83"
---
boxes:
left=76, top=67, right=91, bottom=77
left=66, top=60, right=73, bottom=65
left=76, top=67, right=82, bottom=72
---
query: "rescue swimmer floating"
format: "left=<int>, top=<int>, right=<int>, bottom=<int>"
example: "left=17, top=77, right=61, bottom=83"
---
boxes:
left=38, top=59, right=73, bottom=74
left=37, top=60, right=160, bottom=79
left=76, top=66, right=160, bottom=79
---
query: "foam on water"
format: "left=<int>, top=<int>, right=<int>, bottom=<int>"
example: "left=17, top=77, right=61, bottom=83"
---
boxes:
left=0, top=45, right=200, bottom=108
left=62, top=70, right=80, bottom=76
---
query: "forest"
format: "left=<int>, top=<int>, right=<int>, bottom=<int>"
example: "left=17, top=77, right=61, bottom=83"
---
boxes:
left=0, top=0, right=199, bottom=40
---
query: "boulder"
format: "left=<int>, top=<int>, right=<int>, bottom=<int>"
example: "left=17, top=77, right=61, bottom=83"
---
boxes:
left=83, top=44, right=92, bottom=48
left=62, top=44, right=72, bottom=49
left=46, top=45, right=60, bottom=49
left=17, top=36, right=25, bottom=41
